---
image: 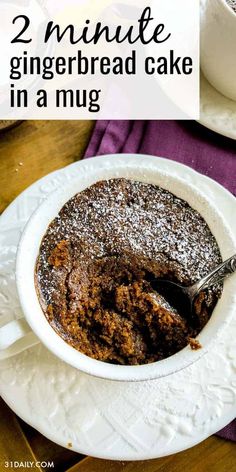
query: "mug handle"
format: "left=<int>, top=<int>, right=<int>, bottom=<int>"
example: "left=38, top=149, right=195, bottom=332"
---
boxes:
left=0, top=319, right=39, bottom=357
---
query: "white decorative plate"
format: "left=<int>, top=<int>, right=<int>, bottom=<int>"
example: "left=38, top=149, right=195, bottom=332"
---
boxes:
left=200, top=72, right=236, bottom=140
left=199, top=0, right=236, bottom=140
left=0, top=156, right=236, bottom=461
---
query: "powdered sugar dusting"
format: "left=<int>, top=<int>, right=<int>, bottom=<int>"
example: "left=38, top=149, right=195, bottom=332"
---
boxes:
left=226, top=0, right=236, bottom=13
left=36, top=179, right=222, bottom=306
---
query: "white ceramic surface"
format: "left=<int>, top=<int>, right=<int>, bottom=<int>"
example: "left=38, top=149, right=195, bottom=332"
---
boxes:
left=201, top=0, right=236, bottom=102
left=199, top=72, right=236, bottom=139
left=9, top=155, right=235, bottom=383
left=199, top=0, right=236, bottom=140
left=0, top=156, right=236, bottom=460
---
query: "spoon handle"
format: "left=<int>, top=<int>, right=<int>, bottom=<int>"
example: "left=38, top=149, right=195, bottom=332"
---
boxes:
left=189, top=254, right=236, bottom=298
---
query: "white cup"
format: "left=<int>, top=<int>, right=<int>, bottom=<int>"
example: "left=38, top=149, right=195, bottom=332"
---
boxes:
left=0, top=155, right=235, bottom=381
left=201, top=0, right=236, bottom=101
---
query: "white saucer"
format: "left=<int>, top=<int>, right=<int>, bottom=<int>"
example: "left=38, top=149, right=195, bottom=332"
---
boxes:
left=0, top=157, right=235, bottom=461
left=199, top=72, right=236, bottom=140
left=199, top=0, right=236, bottom=140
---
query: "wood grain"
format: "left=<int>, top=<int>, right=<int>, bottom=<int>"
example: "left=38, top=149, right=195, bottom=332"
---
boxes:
left=68, top=436, right=236, bottom=472
left=0, top=119, right=235, bottom=471
left=0, top=398, right=42, bottom=472
left=0, top=120, right=94, bottom=214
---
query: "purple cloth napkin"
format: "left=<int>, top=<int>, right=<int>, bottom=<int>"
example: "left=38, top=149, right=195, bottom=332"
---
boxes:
left=84, top=120, right=236, bottom=440
left=85, top=120, right=236, bottom=195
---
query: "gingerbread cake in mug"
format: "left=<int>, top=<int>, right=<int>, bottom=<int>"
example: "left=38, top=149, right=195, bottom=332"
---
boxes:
left=35, top=179, right=222, bottom=365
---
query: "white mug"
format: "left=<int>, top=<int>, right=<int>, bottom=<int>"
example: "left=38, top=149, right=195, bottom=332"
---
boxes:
left=201, top=0, right=236, bottom=101
left=0, top=319, right=39, bottom=358
left=0, top=155, right=236, bottom=381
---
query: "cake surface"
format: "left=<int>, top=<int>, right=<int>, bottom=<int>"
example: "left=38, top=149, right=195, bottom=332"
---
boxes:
left=36, top=179, right=222, bottom=365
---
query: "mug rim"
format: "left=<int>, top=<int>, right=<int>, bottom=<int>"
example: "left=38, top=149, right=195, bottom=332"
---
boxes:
left=219, top=0, right=236, bottom=18
left=15, top=154, right=236, bottom=382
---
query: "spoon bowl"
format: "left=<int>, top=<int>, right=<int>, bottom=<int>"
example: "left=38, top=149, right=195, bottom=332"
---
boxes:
left=152, top=254, right=236, bottom=323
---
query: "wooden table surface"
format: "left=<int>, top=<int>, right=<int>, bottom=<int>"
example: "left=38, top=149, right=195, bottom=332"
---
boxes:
left=0, top=120, right=235, bottom=472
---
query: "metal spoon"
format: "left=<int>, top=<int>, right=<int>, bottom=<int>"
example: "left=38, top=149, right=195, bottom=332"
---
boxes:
left=151, top=254, right=236, bottom=321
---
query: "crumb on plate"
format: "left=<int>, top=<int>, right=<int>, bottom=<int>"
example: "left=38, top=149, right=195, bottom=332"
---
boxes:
left=188, top=337, right=202, bottom=350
